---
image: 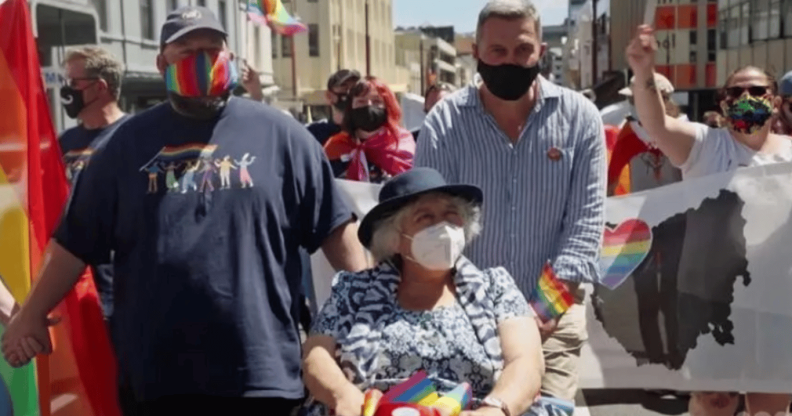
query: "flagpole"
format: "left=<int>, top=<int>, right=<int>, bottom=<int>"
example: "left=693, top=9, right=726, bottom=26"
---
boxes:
left=290, top=1, right=298, bottom=100
left=243, top=0, right=250, bottom=62
left=365, top=0, right=371, bottom=76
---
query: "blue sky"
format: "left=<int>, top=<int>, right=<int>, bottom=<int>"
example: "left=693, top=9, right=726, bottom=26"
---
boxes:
left=393, top=0, right=569, bottom=33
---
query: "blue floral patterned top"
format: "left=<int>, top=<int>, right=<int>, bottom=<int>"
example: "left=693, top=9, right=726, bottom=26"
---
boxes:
left=304, top=256, right=533, bottom=416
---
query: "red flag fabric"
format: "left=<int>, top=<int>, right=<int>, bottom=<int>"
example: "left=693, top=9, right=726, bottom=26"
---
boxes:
left=324, top=128, right=415, bottom=182
left=0, top=1, right=120, bottom=415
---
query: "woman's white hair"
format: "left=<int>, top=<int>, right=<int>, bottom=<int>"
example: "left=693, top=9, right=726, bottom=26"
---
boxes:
left=368, top=193, right=482, bottom=263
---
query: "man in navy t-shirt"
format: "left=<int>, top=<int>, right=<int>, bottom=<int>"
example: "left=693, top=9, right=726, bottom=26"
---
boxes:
left=3, top=6, right=368, bottom=415
left=58, top=46, right=130, bottom=319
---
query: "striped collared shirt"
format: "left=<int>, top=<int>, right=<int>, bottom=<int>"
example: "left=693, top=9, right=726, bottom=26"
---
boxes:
left=415, top=77, right=606, bottom=294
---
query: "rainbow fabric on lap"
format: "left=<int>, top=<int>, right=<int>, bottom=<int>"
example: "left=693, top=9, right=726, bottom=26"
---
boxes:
left=365, top=371, right=473, bottom=416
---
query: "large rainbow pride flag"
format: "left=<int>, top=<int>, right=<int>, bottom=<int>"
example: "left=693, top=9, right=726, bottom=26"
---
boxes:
left=0, top=0, right=120, bottom=414
left=247, top=0, right=308, bottom=36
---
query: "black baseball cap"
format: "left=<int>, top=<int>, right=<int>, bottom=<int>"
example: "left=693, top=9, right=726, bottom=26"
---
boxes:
left=160, top=6, right=227, bottom=46
left=327, top=69, right=361, bottom=91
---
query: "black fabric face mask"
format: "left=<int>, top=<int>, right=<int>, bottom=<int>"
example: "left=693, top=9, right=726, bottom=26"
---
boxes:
left=168, top=92, right=229, bottom=120
left=333, top=93, right=351, bottom=111
left=349, top=106, right=388, bottom=132
left=477, top=60, right=541, bottom=101
left=60, top=85, right=93, bottom=119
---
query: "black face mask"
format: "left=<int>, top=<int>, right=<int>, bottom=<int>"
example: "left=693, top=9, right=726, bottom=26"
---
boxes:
left=168, top=92, right=229, bottom=120
left=333, top=93, right=350, bottom=111
left=477, top=60, right=541, bottom=101
left=60, top=85, right=96, bottom=119
left=349, top=106, right=388, bottom=132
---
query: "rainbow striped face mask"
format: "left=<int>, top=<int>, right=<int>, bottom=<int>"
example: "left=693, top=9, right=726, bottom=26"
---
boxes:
left=164, top=51, right=239, bottom=97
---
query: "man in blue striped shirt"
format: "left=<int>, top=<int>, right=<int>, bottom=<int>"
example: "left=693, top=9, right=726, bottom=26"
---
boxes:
left=415, top=1, right=606, bottom=414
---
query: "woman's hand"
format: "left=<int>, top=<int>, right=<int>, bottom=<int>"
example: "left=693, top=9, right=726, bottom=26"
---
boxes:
left=332, top=386, right=365, bottom=416
left=626, top=25, right=656, bottom=78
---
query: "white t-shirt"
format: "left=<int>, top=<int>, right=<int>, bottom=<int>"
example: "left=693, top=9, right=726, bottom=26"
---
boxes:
left=678, top=123, right=792, bottom=179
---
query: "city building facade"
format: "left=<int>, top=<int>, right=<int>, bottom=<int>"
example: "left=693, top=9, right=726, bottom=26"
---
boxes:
left=608, top=0, right=717, bottom=117
left=564, top=0, right=611, bottom=90
left=394, top=28, right=457, bottom=94
left=34, top=0, right=274, bottom=132
left=271, top=0, right=410, bottom=121
left=716, top=0, right=792, bottom=87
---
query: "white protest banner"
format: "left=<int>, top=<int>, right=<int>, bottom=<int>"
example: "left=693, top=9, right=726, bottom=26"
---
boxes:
left=580, top=161, right=792, bottom=393
left=311, top=163, right=792, bottom=392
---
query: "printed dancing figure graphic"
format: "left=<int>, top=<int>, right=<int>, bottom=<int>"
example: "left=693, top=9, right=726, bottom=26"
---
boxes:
left=164, top=162, right=182, bottom=192
left=235, top=153, right=256, bottom=188
left=180, top=160, right=200, bottom=193
left=199, top=157, right=217, bottom=192
left=143, top=163, right=162, bottom=194
left=215, top=155, right=237, bottom=189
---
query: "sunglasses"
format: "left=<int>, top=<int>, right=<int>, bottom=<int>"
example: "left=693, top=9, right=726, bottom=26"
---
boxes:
left=725, top=85, right=770, bottom=98
left=64, top=77, right=99, bottom=88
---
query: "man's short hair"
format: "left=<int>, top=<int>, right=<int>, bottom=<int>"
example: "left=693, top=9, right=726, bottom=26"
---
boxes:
left=63, top=46, right=125, bottom=100
left=476, top=0, right=542, bottom=43
left=424, top=82, right=456, bottom=101
left=327, top=69, right=361, bottom=91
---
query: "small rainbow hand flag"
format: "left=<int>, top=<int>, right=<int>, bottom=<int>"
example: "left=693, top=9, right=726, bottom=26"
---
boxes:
left=247, top=0, right=308, bottom=36
left=530, top=262, right=574, bottom=323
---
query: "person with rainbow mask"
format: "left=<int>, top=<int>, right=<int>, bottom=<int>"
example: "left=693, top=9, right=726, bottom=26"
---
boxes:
left=1, top=6, right=368, bottom=415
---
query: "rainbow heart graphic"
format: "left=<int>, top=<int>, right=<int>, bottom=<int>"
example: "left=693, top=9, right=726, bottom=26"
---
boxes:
left=600, top=218, right=653, bottom=289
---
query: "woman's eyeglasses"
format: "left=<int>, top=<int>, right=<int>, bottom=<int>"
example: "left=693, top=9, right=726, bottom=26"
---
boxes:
left=725, top=85, right=770, bottom=98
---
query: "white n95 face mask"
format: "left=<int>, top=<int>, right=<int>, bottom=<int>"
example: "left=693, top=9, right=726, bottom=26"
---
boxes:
left=404, top=221, right=466, bottom=271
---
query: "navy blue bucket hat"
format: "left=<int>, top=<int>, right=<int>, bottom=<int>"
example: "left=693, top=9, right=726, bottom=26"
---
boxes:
left=358, top=167, right=483, bottom=248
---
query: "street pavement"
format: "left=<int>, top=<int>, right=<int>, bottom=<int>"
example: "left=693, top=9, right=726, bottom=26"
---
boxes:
left=576, top=389, right=692, bottom=416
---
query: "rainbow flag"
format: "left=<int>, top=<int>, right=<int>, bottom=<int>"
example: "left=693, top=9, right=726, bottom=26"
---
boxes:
left=0, top=1, right=120, bottom=415
left=247, top=0, right=308, bottom=36
left=529, top=262, right=575, bottom=323
left=364, top=374, right=473, bottom=416
left=429, top=382, right=472, bottom=416
left=381, top=370, right=438, bottom=404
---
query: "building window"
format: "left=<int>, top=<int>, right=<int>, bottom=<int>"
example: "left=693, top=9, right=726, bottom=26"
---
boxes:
left=282, top=36, right=293, bottom=57
left=140, top=0, right=155, bottom=40
left=740, top=1, right=751, bottom=44
left=253, top=26, right=262, bottom=70
left=784, top=0, right=792, bottom=36
left=168, top=0, right=179, bottom=11
left=218, top=0, right=227, bottom=29
left=309, top=24, right=320, bottom=57
left=719, top=9, right=728, bottom=48
left=753, top=0, right=770, bottom=41
left=770, top=0, right=782, bottom=37
left=727, top=5, right=740, bottom=46
left=272, top=32, right=278, bottom=58
left=197, top=0, right=206, bottom=6
left=92, top=0, right=108, bottom=31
